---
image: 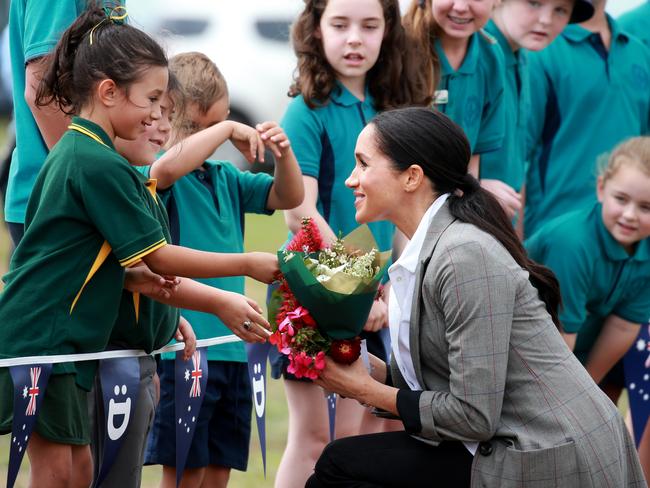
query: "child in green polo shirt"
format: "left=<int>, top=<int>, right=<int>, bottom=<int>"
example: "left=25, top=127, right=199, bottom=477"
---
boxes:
left=141, top=51, right=304, bottom=488
left=618, top=2, right=650, bottom=46
left=525, top=0, right=650, bottom=236
left=0, top=8, right=277, bottom=487
left=526, top=137, right=650, bottom=401
left=484, top=0, right=594, bottom=231
left=403, top=0, right=517, bottom=218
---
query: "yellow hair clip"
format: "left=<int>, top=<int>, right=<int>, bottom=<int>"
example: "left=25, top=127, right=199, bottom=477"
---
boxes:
left=89, top=5, right=129, bottom=45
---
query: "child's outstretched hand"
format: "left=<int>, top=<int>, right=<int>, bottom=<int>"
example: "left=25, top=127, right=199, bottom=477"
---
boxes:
left=228, top=121, right=266, bottom=164
left=124, top=263, right=180, bottom=299
left=175, top=316, right=197, bottom=361
left=256, top=121, right=291, bottom=159
left=214, top=290, right=271, bottom=343
left=244, top=251, right=280, bottom=284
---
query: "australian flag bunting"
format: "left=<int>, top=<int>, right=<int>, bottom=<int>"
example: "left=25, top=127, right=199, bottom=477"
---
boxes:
left=624, top=322, right=650, bottom=446
left=246, top=341, right=271, bottom=477
left=7, top=363, right=52, bottom=488
left=175, top=347, right=208, bottom=487
left=94, top=357, right=141, bottom=487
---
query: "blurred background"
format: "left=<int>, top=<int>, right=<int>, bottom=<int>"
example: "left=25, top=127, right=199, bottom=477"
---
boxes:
left=0, top=0, right=647, bottom=486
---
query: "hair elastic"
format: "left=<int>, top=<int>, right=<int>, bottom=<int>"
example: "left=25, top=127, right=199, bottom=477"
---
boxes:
left=89, top=5, right=128, bottom=45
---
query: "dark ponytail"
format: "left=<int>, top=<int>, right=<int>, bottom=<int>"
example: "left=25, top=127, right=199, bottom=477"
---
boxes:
left=36, top=3, right=167, bottom=115
left=371, top=107, right=563, bottom=330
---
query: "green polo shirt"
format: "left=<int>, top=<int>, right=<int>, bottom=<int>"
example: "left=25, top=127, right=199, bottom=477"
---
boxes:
left=5, top=0, right=93, bottom=224
left=525, top=16, right=650, bottom=235
left=433, top=30, right=506, bottom=156
left=481, top=20, right=528, bottom=191
left=140, top=161, right=274, bottom=362
left=0, top=117, right=167, bottom=390
left=281, top=82, right=394, bottom=253
left=618, top=3, right=650, bottom=46
left=525, top=202, right=650, bottom=363
left=107, top=182, right=179, bottom=357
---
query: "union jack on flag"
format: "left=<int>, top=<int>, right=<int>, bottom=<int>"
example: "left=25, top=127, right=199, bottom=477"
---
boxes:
left=190, top=350, right=203, bottom=398
left=25, top=367, right=42, bottom=416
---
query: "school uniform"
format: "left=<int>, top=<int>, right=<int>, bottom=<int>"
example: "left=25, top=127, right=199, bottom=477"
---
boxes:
left=433, top=31, right=506, bottom=157
left=526, top=202, right=650, bottom=364
left=5, top=0, right=92, bottom=226
left=481, top=21, right=529, bottom=192
left=144, top=160, right=272, bottom=471
left=525, top=16, right=650, bottom=235
left=89, top=182, right=179, bottom=486
left=618, top=2, right=650, bottom=46
left=0, top=117, right=167, bottom=442
left=270, top=83, right=394, bottom=379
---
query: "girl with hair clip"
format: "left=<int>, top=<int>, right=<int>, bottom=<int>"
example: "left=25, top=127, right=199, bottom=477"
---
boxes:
left=0, top=6, right=276, bottom=487
left=403, top=0, right=517, bottom=219
left=482, top=0, right=594, bottom=233
left=526, top=137, right=650, bottom=479
left=272, top=1, right=428, bottom=486
left=306, top=107, right=645, bottom=488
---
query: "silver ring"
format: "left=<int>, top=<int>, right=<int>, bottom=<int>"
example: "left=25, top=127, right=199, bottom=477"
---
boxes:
left=242, top=320, right=252, bottom=331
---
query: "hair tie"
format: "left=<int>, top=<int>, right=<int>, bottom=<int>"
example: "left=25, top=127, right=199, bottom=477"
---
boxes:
left=89, top=5, right=128, bottom=45
left=418, top=0, right=426, bottom=8
left=460, top=174, right=480, bottom=195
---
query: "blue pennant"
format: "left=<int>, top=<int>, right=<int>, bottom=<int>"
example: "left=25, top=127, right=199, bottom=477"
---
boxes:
left=624, top=322, right=650, bottom=446
left=175, top=347, right=208, bottom=487
left=246, top=342, right=271, bottom=477
left=93, top=357, right=141, bottom=487
left=326, top=392, right=337, bottom=442
left=7, top=363, right=53, bottom=488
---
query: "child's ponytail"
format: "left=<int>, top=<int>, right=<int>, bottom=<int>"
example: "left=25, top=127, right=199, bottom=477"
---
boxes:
left=371, top=107, right=563, bottom=330
left=402, top=0, right=439, bottom=101
left=36, top=3, right=167, bottom=115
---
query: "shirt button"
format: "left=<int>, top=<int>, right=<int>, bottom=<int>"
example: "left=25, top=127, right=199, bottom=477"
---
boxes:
left=479, top=442, right=493, bottom=456
left=396, top=277, right=403, bottom=283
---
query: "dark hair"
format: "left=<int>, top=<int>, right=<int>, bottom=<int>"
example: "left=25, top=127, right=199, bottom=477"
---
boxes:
left=371, top=107, right=563, bottom=329
left=288, top=0, right=431, bottom=110
left=36, top=4, right=168, bottom=115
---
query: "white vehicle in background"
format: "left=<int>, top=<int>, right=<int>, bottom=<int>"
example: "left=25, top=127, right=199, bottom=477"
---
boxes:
left=128, top=0, right=302, bottom=171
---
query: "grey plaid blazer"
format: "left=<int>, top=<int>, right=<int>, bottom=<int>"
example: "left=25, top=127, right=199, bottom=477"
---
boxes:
left=389, top=203, right=646, bottom=487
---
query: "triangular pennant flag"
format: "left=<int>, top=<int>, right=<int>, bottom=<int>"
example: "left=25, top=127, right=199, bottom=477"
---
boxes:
left=326, top=392, right=337, bottom=442
left=93, top=357, right=141, bottom=487
left=624, top=322, right=650, bottom=446
left=7, top=363, right=53, bottom=488
left=175, top=347, right=208, bottom=487
left=246, top=341, right=271, bottom=477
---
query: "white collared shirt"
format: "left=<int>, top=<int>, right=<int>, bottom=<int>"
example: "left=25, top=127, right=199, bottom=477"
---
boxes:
left=387, top=194, right=477, bottom=456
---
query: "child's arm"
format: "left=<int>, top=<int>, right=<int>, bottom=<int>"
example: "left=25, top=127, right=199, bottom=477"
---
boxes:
left=175, top=316, right=196, bottom=360
left=256, top=121, right=304, bottom=210
left=285, top=176, right=338, bottom=245
left=142, top=246, right=278, bottom=285
left=143, top=276, right=271, bottom=343
left=584, top=315, right=640, bottom=384
left=150, top=121, right=266, bottom=189
left=123, top=264, right=180, bottom=299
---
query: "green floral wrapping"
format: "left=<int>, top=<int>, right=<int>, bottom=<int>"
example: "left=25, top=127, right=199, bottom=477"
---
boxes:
left=277, top=225, right=391, bottom=340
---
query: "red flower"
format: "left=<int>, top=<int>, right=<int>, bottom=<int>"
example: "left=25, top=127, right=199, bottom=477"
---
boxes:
left=286, top=217, right=323, bottom=254
left=329, top=338, right=361, bottom=365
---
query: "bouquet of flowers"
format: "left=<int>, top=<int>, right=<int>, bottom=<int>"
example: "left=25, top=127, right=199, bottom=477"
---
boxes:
left=268, top=218, right=390, bottom=379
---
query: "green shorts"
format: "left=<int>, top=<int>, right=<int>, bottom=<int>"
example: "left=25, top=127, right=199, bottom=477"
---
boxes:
left=0, top=369, right=90, bottom=445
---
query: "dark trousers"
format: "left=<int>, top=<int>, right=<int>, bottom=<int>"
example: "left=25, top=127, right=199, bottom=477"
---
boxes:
left=305, top=431, right=473, bottom=488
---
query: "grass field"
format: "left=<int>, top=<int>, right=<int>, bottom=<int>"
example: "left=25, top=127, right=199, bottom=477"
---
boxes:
left=0, top=114, right=292, bottom=486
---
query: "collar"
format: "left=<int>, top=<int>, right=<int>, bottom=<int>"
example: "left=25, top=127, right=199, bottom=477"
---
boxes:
left=390, top=194, right=450, bottom=275
left=484, top=20, right=518, bottom=68
left=562, top=14, right=629, bottom=44
left=437, top=32, right=480, bottom=75
left=69, top=116, right=115, bottom=149
left=330, top=81, right=373, bottom=107
left=593, top=202, right=650, bottom=262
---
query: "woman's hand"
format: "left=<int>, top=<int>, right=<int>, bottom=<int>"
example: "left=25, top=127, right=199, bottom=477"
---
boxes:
left=480, top=179, right=522, bottom=219
left=363, top=299, right=388, bottom=332
left=314, top=357, right=373, bottom=402
left=256, top=121, right=291, bottom=159
left=214, top=290, right=271, bottom=343
left=124, top=263, right=180, bottom=299
left=244, top=251, right=280, bottom=284
left=228, top=121, right=266, bottom=164
left=175, top=316, right=197, bottom=361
